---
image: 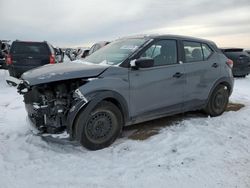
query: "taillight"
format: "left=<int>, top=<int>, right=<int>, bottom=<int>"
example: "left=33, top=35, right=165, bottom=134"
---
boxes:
left=50, top=55, right=55, bottom=64
left=6, top=54, right=12, bottom=65
left=226, top=59, right=233, bottom=68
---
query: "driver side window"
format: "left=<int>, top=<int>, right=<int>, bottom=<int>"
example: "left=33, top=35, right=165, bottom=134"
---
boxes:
left=140, top=40, right=177, bottom=66
left=142, top=44, right=161, bottom=59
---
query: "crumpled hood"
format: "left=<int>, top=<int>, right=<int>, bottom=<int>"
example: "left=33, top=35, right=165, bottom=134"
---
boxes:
left=21, top=61, right=109, bottom=86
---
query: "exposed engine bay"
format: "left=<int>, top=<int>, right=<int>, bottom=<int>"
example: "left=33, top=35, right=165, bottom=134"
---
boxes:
left=18, top=79, right=87, bottom=134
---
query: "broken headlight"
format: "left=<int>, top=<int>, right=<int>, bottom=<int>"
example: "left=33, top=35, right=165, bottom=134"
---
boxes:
left=17, top=80, right=31, bottom=94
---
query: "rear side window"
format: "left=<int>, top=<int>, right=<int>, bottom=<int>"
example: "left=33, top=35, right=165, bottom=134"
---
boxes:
left=183, top=41, right=203, bottom=62
left=184, top=41, right=213, bottom=62
left=10, top=42, right=50, bottom=55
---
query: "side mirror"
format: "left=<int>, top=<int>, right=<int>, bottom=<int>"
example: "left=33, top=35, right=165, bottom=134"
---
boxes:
left=131, top=58, right=154, bottom=69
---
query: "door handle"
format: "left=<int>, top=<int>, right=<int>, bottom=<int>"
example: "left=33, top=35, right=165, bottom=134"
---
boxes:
left=212, top=63, right=218, bottom=68
left=173, top=72, right=183, bottom=78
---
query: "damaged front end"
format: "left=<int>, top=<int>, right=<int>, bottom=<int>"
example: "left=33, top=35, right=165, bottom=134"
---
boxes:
left=17, top=79, right=88, bottom=135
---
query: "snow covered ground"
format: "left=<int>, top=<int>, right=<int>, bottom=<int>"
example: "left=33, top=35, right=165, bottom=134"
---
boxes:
left=0, top=69, right=250, bottom=188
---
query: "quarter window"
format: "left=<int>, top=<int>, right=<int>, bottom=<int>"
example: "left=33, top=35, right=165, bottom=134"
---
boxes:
left=140, top=40, right=177, bottom=66
left=202, top=43, right=213, bottom=59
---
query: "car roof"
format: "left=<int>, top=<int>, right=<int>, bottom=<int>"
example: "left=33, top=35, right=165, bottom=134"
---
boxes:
left=13, top=40, right=47, bottom=44
left=121, top=34, right=215, bottom=44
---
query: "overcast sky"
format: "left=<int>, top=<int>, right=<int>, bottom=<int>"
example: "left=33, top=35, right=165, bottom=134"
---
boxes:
left=0, top=0, right=250, bottom=48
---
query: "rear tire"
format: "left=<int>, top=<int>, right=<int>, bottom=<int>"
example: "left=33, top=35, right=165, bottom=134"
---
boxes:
left=75, top=101, right=123, bottom=150
left=205, top=85, right=229, bottom=117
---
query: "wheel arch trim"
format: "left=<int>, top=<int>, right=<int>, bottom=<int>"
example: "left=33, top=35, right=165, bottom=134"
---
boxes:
left=207, top=77, right=234, bottom=102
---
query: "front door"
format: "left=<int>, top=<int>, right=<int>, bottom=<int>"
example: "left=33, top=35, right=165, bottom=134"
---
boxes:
left=129, top=39, right=186, bottom=119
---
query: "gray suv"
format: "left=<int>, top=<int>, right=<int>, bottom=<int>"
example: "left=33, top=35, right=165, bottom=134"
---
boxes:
left=11, top=35, right=234, bottom=150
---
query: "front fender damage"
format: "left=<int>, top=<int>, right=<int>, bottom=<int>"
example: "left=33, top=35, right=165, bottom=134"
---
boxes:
left=17, top=78, right=128, bottom=144
left=66, top=91, right=102, bottom=140
left=67, top=90, right=129, bottom=141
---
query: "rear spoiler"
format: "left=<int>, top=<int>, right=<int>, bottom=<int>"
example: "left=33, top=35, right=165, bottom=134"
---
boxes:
left=221, top=48, right=244, bottom=52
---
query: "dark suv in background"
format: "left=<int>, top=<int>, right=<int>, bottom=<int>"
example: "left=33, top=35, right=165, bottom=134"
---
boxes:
left=221, top=48, right=250, bottom=77
left=10, top=35, right=234, bottom=150
left=6, top=41, right=57, bottom=78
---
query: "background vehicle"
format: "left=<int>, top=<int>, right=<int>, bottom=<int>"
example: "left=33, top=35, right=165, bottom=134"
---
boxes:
left=245, top=49, right=250, bottom=55
left=54, top=47, right=64, bottom=63
left=64, top=48, right=79, bottom=61
left=81, top=41, right=110, bottom=58
left=6, top=40, right=57, bottom=78
left=0, top=40, right=10, bottom=69
left=221, top=48, right=250, bottom=77
left=13, top=35, right=234, bottom=150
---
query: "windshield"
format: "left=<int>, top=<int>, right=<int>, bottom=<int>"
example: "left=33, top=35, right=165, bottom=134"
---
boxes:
left=84, top=38, right=148, bottom=65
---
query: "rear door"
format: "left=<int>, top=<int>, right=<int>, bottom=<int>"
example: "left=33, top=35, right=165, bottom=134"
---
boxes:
left=11, top=42, right=51, bottom=69
left=182, top=41, right=221, bottom=110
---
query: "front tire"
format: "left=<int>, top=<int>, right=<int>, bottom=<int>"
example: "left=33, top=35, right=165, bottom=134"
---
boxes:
left=75, top=101, right=123, bottom=150
left=205, top=85, right=229, bottom=117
